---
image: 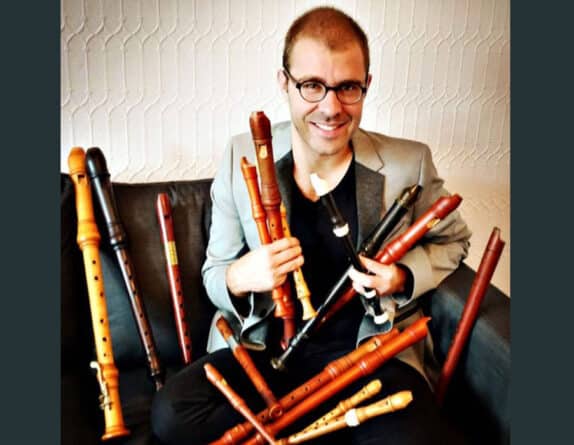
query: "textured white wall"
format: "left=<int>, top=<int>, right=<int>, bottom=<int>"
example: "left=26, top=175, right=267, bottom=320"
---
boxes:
left=61, top=0, right=510, bottom=295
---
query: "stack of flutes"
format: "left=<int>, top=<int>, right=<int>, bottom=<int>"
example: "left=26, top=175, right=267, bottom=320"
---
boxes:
left=207, top=318, right=429, bottom=444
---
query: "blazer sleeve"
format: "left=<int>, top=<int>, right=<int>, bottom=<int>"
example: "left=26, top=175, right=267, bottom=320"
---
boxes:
left=394, top=144, right=472, bottom=305
left=201, top=137, right=250, bottom=321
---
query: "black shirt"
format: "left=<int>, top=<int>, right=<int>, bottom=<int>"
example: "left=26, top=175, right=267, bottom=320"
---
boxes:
left=286, top=157, right=365, bottom=350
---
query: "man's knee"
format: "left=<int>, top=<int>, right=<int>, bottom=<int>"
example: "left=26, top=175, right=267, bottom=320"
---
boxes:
left=151, top=388, right=192, bottom=445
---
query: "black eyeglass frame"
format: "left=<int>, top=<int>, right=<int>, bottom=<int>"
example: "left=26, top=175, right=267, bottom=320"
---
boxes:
left=282, top=66, right=368, bottom=105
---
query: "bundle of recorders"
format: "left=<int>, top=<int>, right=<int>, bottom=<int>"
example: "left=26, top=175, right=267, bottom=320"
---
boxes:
left=67, top=147, right=194, bottom=440
left=208, top=222, right=505, bottom=445
left=207, top=316, right=428, bottom=445
left=243, top=111, right=463, bottom=372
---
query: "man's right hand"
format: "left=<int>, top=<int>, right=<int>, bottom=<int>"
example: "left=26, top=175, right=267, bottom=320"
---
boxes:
left=225, top=237, right=304, bottom=297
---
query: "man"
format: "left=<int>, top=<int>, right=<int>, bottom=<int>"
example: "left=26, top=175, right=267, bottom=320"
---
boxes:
left=151, top=6, right=470, bottom=445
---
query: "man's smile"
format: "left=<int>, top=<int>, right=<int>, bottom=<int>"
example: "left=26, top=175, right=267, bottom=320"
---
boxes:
left=309, top=120, right=349, bottom=137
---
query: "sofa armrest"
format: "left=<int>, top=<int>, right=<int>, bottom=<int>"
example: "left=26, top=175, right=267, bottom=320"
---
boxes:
left=422, top=263, right=510, bottom=445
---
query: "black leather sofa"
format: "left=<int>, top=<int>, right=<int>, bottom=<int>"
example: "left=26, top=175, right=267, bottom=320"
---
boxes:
left=61, top=173, right=510, bottom=445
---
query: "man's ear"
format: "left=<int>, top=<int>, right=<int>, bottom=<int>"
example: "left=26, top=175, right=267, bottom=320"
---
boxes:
left=277, top=69, right=288, bottom=95
left=366, top=73, right=372, bottom=90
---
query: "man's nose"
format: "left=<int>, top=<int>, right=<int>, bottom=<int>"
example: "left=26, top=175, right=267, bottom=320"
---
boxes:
left=318, top=89, right=343, bottom=116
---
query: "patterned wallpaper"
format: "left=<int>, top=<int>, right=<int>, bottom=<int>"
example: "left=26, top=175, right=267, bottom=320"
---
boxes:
left=61, top=0, right=510, bottom=295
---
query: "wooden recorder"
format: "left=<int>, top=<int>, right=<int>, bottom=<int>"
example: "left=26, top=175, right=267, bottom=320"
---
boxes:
left=68, top=147, right=129, bottom=440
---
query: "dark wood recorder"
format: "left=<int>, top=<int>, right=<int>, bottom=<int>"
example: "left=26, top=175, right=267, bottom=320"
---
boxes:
left=435, top=227, right=505, bottom=405
left=85, top=147, right=164, bottom=390
left=156, top=192, right=192, bottom=365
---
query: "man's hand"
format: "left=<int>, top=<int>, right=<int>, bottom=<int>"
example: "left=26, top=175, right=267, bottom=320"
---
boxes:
left=226, top=237, right=304, bottom=297
left=347, top=255, right=406, bottom=297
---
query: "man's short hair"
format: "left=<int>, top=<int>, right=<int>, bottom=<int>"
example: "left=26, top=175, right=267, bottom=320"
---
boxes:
left=282, top=6, right=370, bottom=77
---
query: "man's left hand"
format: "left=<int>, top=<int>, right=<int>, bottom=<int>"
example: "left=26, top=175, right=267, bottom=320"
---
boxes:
left=347, top=255, right=406, bottom=297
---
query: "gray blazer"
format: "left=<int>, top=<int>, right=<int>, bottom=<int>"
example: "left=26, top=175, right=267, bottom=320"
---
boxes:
left=202, top=121, right=471, bottom=353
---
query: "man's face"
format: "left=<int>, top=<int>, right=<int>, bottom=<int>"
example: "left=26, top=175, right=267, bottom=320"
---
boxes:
left=280, top=37, right=370, bottom=159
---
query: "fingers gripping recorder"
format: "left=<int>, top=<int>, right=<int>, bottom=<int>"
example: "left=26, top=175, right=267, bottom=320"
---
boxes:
left=68, top=147, right=130, bottom=440
left=320, top=193, right=463, bottom=325
left=310, top=173, right=386, bottom=325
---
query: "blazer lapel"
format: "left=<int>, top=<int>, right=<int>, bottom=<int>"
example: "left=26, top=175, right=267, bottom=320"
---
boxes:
left=352, top=129, right=386, bottom=249
left=354, top=163, right=385, bottom=249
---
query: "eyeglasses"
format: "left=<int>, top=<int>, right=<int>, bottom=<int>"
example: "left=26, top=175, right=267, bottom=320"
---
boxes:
left=282, top=67, right=367, bottom=105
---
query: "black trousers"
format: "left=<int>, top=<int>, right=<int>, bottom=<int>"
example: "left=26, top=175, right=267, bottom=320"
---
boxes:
left=151, top=339, right=458, bottom=445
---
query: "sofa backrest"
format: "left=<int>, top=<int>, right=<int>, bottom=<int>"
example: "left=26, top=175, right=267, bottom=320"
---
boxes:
left=61, top=174, right=217, bottom=375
